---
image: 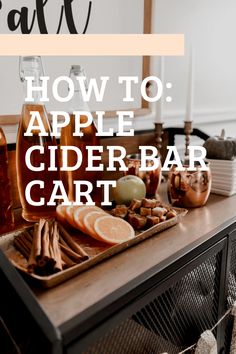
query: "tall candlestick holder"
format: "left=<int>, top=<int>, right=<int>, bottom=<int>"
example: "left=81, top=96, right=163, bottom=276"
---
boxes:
left=154, top=122, right=164, bottom=158
left=184, top=120, right=193, bottom=160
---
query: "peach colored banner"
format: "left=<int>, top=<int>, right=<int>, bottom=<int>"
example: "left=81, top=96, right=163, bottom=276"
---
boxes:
left=0, top=34, right=184, bottom=56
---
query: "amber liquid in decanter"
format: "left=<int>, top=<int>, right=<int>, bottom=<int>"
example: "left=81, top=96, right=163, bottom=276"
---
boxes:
left=16, top=104, right=59, bottom=221
left=60, top=114, right=101, bottom=203
left=0, top=128, right=14, bottom=233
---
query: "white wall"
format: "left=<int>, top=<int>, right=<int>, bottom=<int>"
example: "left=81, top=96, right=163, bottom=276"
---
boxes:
left=0, top=56, right=143, bottom=114
left=152, top=0, right=236, bottom=137
left=0, top=0, right=144, bottom=115
left=1, top=0, right=236, bottom=143
left=0, top=0, right=144, bottom=34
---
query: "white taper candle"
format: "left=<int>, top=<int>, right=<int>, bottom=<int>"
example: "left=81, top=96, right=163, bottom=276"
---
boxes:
left=185, top=46, right=195, bottom=122
left=153, top=56, right=164, bottom=123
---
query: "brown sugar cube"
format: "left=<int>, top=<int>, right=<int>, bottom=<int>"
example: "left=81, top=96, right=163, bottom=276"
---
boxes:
left=127, top=209, right=135, bottom=215
left=128, top=213, right=135, bottom=223
left=111, top=205, right=128, bottom=218
left=140, top=207, right=152, bottom=216
left=146, top=216, right=160, bottom=228
left=166, top=210, right=177, bottom=219
left=129, top=199, right=142, bottom=211
left=128, top=213, right=147, bottom=230
left=160, top=216, right=167, bottom=222
left=152, top=207, right=167, bottom=218
left=141, top=198, right=157, bottom=208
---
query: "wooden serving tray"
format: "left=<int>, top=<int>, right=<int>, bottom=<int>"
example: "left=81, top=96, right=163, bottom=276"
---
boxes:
left=0, top=207, right=187, bottom=288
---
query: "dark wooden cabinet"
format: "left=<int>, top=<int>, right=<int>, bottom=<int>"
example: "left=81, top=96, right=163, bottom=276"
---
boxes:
left=65, top=234, right=233, bottom=354
left=0, top=251, right=62, bottom=354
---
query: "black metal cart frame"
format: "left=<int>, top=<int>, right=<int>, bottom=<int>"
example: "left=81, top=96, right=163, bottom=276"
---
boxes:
left=1, top=219, right=236, bottom=354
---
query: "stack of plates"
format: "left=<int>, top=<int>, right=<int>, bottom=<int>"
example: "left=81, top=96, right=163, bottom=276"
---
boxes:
left=206, top=159, right=236, bottom=196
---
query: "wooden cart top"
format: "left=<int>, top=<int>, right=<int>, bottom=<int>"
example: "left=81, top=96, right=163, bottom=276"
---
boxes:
left=24, top=185, right=236, bottom=332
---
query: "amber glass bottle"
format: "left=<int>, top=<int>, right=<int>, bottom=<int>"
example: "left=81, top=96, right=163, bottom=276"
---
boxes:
left=16, top=56, right=59, bottom=221
left=60, top=65, right=101, bottom=203
left=0, top=127, right=14, bottom=233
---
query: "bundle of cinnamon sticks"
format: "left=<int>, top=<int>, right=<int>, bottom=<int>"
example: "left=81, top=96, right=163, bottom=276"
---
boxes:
left=14, top=219, right=89, bottom=276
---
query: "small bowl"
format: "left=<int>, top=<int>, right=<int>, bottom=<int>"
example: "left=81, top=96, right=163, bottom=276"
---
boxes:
left=167, top=163, right=212, bottom=208
left=125, top=153, right=162, bottom=197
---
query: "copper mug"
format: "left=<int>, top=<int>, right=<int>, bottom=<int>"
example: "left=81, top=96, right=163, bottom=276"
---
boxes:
left=167, top=163, right=212, bottom=208
left=124, top=153, right=162, bottom=197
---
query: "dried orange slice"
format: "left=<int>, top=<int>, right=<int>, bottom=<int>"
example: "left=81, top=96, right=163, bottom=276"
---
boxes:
left=94, top=216, right=135, bottom=244
left=73, top=205, right=104, bottom=231
left=83, top=211, right=110, bottom=239
left=56, top=204, right=67, bottom=223
left=65, top=205, right=82, bottom=228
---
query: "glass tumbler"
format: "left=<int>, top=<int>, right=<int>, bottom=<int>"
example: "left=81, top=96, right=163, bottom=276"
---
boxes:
left=167, top=164, right=212, bottom=208
left=124, top=153, right=162, bottom=198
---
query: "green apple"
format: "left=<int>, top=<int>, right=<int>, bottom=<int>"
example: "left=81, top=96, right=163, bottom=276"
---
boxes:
left=113, top=175, right=146, bottom=205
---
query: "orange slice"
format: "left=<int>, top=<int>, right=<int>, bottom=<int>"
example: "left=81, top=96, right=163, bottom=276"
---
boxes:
left=83, top=211, right=110, bottom=239
left=73, top=206, right=104, bottom=231
left=94, top=216, right=135, bottom=245
left=65, top=205, right=82, bottom=228
left=56, top=204, right=67, bottom=223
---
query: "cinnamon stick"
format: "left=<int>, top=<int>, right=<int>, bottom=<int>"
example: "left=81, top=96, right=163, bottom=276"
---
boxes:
left=27, top=224, right=38, bottom=273
left=21, top=232, right=52, bottom=271
left=39, top=221, right=50, bottom=266
left=21, top=231, right=33, bottom=242
left=26, top=229, right=34, bottom=238
left=15, top=220, right=87, bottom=275
left=52, top=222, right=63, bottom=272
left=61, top=250, right=76, bottom=268
left=44, top=222, right=57, bottom=272
left=48, top=222, right=54, bottom=259
left=59, top=243, right=84, bottom=263
left=58, top=224, right=89, bottom=260
left=35, top=219, right=46, bottom=260
left=59, top=231, right=87, bottom=263
left=14, top=238, right=30, bottom=260
left=27, top=219, right=45, bottom=273
left=59, top=234, right=68, bottom=248
left=19, top=234, right=33, bottom=251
